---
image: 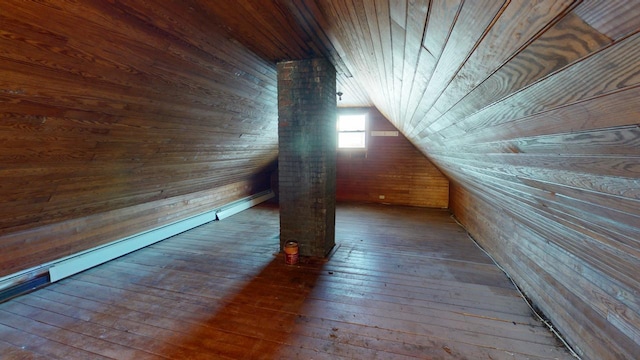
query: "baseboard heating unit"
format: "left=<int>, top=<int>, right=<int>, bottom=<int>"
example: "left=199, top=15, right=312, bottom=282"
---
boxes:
left=0, top=189, right=274, bottom=302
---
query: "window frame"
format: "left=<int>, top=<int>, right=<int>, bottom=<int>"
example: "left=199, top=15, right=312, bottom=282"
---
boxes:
left=337, top=112, right=368, bottom=150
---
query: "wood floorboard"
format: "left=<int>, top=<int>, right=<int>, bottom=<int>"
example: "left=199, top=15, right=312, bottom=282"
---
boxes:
left=0, top=308, right=159, bottom=359
left=1, top=300, right=174, bottom=359
left=0, top=202, right=573, bottom=359
left=73, top=266, right=542, bottom=343
left=27, top=288, right=245, bottom=360
left=0, top=323, right=114, bottom=360
left=0, top=338, right=56, bottom=360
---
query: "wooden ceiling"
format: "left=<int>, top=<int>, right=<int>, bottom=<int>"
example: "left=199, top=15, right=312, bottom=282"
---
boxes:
left=196, top=0, right=373, bottom=107
left=2, top=2, right=640, bottom=358
left=199, top=0, right=640, bottom=138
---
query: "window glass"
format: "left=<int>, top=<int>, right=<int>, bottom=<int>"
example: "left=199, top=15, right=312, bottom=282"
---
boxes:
left=337, top=114, right=366, bottom=148
left=338, top=132, right=366, bottom=148
left=337, top=114, right=366, bottom=131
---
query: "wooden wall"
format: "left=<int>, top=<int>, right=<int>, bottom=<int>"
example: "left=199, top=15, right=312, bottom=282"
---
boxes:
left=285, top=1, right=639, bottom=358
left=2, top=1, right=639, bottom=358
left=336, top=108, right=448, bottom=208
left=419, top=6, right=640, bottom=359
left=0, top=1, right=278, bottom=278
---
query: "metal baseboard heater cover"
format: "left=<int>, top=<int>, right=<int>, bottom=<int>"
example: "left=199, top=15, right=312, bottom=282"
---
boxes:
left=0, top=273, right=50, bottom=303
left=216, top=190, right=274, bottom=220
left=44, top=189, right=273, bottom=283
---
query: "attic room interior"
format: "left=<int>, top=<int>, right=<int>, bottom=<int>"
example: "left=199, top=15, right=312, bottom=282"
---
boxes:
left=0, top=0, right=638, bottom=359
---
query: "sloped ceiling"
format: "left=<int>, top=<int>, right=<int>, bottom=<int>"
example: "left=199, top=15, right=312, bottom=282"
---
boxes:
left=196, top=0, right=373, bottom=107
left=201, top=0, right=639, bottom=149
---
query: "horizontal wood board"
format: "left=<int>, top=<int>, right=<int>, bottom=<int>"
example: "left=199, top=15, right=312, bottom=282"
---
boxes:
left=336, top=108, right=448, bottom=207
left=0, top=1, right=278, bottom=276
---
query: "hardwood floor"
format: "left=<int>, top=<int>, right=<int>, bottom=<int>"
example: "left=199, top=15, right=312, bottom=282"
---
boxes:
left=0, top=202, right=573, bottom=359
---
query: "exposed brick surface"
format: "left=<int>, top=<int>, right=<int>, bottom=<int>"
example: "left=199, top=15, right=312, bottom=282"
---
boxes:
left=277, top=59, right=336, bottom=257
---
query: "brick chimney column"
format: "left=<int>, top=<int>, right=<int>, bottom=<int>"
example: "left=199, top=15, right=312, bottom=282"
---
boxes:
left=277, top=58, right=336, bottom=258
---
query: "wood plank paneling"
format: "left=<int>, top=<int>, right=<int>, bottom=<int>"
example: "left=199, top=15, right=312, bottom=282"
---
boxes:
left=0, top=180, right=267, bottom=280
left=0, top=1, right=278, bottom=277
left=430, top=32, right=640, bottom=143
left=449, top=183, right=640, bottom=359
left=336, top=108, right=448, bottom=208
left=291, top=1, right=639, bottom=358
left=397, top=0, right=429, bottom=127
left=420, top=10, right=613, bottom=138
left=3, top=0, right=640, bottom=358
left=407, top=0, right=507, bottom=130
left=428, top=0, right=574, bottom=116
left=0, top=203, right=573, bottom=359
left=573, top=1, right=640, bottom=39
left=415, top=4, right=640, bottom=353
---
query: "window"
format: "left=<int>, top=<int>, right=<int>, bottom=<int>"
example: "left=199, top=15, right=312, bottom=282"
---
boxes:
left=337, top=114, right=366, bottom=148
